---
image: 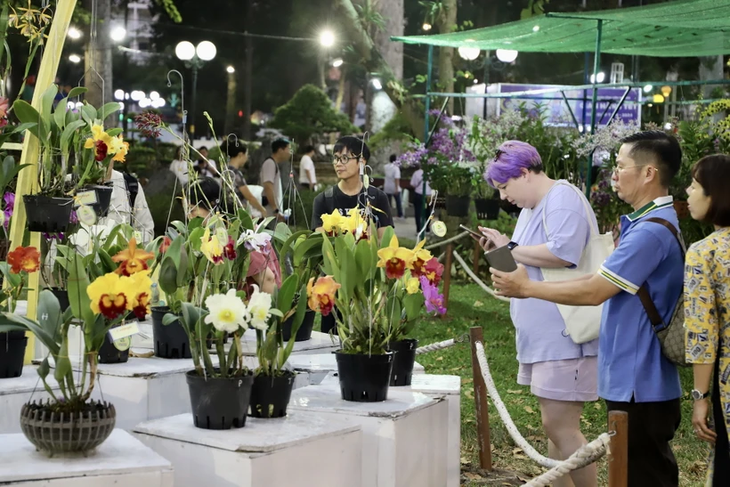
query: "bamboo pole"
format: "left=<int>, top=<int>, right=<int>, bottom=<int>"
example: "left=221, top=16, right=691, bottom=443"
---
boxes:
left=607, top=410, right=628, bottom=487
left=9, top=0, right=79, bottom=363
left=441, top=243, right=453, bottom=318
left=469, top=326, right=492, bottom=471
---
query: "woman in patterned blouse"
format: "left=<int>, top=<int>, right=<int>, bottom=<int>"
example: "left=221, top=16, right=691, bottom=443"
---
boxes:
left=684, top=154, right=730, bottom=486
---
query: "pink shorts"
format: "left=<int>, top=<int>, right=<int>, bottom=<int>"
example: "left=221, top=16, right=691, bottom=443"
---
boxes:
left=517, top=357, right=598, bottom=402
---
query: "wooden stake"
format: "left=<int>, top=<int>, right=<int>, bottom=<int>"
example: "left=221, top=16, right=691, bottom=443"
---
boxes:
left=472, top=241, right=481, bottom=275
left=441, top=243, right=453, bottom=317
left=8, top=0, right=79, bottom=364
left=608, top=410, right=628, bottom=487
left=469, top=326, right=492, bottom=471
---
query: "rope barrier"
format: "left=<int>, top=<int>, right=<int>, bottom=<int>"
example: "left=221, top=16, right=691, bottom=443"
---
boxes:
left=523, top=434, right=611, bottom=487
left=474, top=341, right=610, bottom=481
left=452, top=250, right=511, bottom=303
left=425, top=231, right=469, bottom=250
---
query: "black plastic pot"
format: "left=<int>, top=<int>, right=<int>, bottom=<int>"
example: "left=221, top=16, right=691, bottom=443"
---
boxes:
left=388, top=339, right=418, bottom=386
left=282, top=310, right=315, bottom=342
left=445, top=195, right=471, bottom=217
left=98, top=326, right=130, bottom=364
left=81, top=185, right=114, bottom=218
left=23, top=195, right=73, bottom=233
left=335, top=351, right=394, bottom=402
left=186, top=370, right=254, bottom=430
left=249, top=371, right=296, bottom=418
left=49, top=288, right=70, bottom=312
left=151, top=306, right=192, bottom=359
left=475, top=198, right=500, bottom=221
left=0, top=331, right=28, bottom=379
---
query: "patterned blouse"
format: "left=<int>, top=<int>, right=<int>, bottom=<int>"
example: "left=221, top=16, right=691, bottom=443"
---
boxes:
left=685, top=227, right=730, bottom=484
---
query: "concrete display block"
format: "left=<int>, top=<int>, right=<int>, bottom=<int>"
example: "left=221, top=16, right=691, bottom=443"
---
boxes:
left=287, top=353, right=426, bottom=386
left=288, top=383, right=449, bottom=487
left=0, top=429, right=173, bottom=487
left=134, top=412, right=361, bottom=487
left=406, top=374, right=462, bottom=487
left=0, top=366, right=59, bottom=434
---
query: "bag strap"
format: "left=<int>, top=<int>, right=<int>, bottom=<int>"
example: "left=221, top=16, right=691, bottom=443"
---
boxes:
left=636, top=217, right=685, bottom=329
left=541, top=181, right=598, bottom=239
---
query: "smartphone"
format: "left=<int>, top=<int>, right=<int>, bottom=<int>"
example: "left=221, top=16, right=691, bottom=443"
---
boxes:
left=459, top=224, right=485, bottom=240
left=485, top=245, right=518, bottom=273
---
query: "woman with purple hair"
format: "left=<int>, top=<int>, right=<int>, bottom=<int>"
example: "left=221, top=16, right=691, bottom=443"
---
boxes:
left=477, top=140, right=599, bottom=487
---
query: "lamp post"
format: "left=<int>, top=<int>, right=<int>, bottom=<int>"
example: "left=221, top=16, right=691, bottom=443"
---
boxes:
left=175, top=40, right=217, bottom=140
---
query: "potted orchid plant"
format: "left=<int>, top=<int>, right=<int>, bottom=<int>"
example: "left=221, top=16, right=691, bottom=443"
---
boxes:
left=307, top=209, right=446, bottom=400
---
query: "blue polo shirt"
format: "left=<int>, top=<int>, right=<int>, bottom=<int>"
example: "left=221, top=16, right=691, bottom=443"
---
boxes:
left=597, top=196, right=682, bottom=403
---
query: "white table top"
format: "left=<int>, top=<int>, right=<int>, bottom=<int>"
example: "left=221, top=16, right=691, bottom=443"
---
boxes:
left=0, top=429, right=171, bottom=482
left=287, top=353, right=425, bottom=373
left=134, top=411, right=360, bottom=453
left=0, top=366, right=59, bottom=396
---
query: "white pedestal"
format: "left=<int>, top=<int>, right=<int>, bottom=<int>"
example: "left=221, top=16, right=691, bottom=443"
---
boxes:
left=287, top=353, right=425, bottom=386
left=134, top=412, right=362, bottom=487
left=0, top=429, right=173, bottom=487
left=288, top=383, right=448, bottom=487
left=0, top=366, right=59, bottom=434
left=406, top=374, right=462, bottom=487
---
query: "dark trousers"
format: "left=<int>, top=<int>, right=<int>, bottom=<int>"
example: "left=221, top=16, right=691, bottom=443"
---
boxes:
left=414, top=193, right=425, bottom=234
left=605, top=398, right=681, bottom=487
left=712, top=361, right=730, bottom=486
left=387, top=192, right=403, bottom=218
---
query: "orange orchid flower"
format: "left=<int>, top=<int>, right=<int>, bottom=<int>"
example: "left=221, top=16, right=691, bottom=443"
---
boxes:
left=7, top=246, right=40, bottom=274
left=112, top=238, right=155, bottom=276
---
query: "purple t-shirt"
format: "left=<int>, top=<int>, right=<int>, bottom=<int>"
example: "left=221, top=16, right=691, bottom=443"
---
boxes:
left=510, top=181, right=600, bottom=364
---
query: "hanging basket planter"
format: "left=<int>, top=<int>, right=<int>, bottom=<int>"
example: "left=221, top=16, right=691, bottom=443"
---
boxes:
left=0, top=330, right=28, bottom=379
left=23, top=195, right=74, bottom=233
left=151, top=306, right=192, bottom=359
left=249, top=371, right=296, bottom=418
left=20, top=400, right=116, bottom=455
left=335, top=351, right=394, bottom=402
left=445, top=195, right=471, bottom=217
left=388, top=339, right=418, bottom=387
left=186, top=370, right=254, bottom=430
left=475, top=198, right=501, bottom=221
left=78, top=185, right=114, bottom=218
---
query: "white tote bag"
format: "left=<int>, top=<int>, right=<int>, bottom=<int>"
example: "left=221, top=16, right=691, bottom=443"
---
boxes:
left=540, top=182, right=615, bottom=344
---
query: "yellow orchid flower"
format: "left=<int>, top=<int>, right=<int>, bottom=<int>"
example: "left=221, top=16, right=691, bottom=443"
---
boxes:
left=307, top=276, right=340, bottom=316
left=376, top=234, right=415, bottom=279
left=320, top=210, right=345, bottom=235
left=410, top=239, right=432, bottom=277
left=200, top=228, right=224, bottom=264
left=87, top=272, right=136, bottom=319
left=406, top=277, right=420, bottom=294
left=126, top=271, right=153, bottom=319
left=109, top=134, right=129, bottom=162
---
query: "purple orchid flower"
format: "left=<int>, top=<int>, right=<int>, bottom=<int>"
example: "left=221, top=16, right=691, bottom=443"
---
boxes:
left=420, top=275, right=446, bottom=315
left=3, top=192, right=14, bottom=229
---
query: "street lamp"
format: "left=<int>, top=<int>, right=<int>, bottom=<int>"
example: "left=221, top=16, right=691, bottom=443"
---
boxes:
left=68, top=54, right=81, bottom=64
left=68, top=27, right=82, bottom=39
left=495, top=49, right=518, bottom=63
left=319, top=30, right=335, bottom=48
left=226, top=65, right=235, bottom=74
left=175, top=40, right=217, bottom=139
left=110, top=26, right=126, bottom=42
left=457, top=46, right=481, bottom=61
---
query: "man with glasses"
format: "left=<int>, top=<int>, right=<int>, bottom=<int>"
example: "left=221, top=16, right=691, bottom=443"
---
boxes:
left=490, top=131, right=684, bottom=487
left=311, top=135, right=393, bottom=238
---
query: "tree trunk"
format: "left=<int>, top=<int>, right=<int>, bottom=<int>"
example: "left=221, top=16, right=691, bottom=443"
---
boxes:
left=84, top=0, right=115, bottom=126
left=337, top=0, right=423, bottom=139
left=437, top=0, right=457, bottom=114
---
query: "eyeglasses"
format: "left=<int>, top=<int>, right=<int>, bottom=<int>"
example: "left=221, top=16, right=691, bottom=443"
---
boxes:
left=612, top=163, right=656, bottom=174
left=333, top=155, right=358, bottom=166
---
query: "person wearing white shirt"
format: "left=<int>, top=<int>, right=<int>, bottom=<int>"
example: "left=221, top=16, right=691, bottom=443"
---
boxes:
left=104, top=167, right=155, bottom=244
left=298, top=145, right=317, bottom=190
left=169, top=146, right=189, bottom=186
left=383, top=154, right=403, bottom=218
left=409, top=163, right=432, bottom=234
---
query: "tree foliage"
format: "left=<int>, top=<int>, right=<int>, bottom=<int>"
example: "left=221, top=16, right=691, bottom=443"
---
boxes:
left=269, top=84, right=356, bottom=144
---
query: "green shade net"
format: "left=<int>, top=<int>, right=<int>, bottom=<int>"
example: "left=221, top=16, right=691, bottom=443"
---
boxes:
left=392, top=0, right=730, bottom=57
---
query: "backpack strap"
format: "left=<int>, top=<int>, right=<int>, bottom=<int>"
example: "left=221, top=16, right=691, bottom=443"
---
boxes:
left=324, top=186, right=335, bottom=214
left=636, top=217, right=685, bottom=329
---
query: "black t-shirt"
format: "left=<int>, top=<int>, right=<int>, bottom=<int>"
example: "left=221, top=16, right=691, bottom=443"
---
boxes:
left=311, top=185, right=394, bottom=231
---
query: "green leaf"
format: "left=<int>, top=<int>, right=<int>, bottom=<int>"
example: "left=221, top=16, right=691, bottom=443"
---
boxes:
left=37, top=289, right=62, bottom=343
left=12, top=100, right=43, bottom=140
left=40, top=85, right=58, bottom=132
left=66, top=86, right=88, bottom=99
left=277, top=275, right=298, bottom=314
left=54, top=96, right=69, bottom=130
left=66, top=253, right=94, bottom=324
left=54, top=337, right=72, bottom=383
left=38, top=357, right=50, bottom=380
left=60, top=119, right=87, bottom=156
left=80, top=104, right=97, bottom=125
left=158, top=258, right=179, bottom=297
left=355, top=238, right=373, bottom=280
left=98, top=102, right=122, bottom=122
left=106, top=127, right=123, bottom=137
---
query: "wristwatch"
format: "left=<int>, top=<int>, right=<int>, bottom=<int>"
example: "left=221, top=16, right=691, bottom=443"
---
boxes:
left=507, top=241, right=519, bottom=251
left=691, top=389, right=710, bottom=401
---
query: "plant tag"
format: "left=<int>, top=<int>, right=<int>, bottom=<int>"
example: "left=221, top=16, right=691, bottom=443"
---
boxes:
left=134, top=230, right=143, bottom=242
left=215, top=227, right=229, bottom=244
left=431, top=220, right=447, bottom=237
left=109, top=321, right=140, bottom=341
left=75, top=190, right=97, bottom=206
left=77, top=205, right=97, bottom=226
left=363, top=174, right=370, bottom=189
left=113, top=336, right=131, bottom=351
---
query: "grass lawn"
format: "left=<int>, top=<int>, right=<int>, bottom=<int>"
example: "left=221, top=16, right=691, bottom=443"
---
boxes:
left=407, top=281, right=709, bottom=486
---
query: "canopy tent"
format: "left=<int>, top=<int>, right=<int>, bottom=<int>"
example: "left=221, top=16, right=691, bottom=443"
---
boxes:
left=391, top=0, right=730, bottom=57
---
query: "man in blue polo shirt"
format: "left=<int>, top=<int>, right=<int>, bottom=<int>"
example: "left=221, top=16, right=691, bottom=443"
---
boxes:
left=490, top=131, right=683, bottom=487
